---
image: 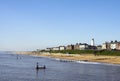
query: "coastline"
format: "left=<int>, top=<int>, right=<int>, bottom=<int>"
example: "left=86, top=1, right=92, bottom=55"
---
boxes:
left=15, top=52, right=120, bottom=65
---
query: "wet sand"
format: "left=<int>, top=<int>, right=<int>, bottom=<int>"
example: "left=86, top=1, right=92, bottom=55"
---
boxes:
left=16, top=52, right=120, bottom=64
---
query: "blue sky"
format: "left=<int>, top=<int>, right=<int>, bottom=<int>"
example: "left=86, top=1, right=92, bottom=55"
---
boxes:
left=0, top=0, right=120, bottom=51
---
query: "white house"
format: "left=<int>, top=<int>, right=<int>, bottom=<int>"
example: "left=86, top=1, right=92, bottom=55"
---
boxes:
left=79, top=43, right=89, bottom=50
left=102, top=41, right=120, bottom=50
left=59, top=46, right=66, bottom=50
left=52, top=47, right=59, bottom=51
left=102, top=43, right=107, bottom=49
left=110, top=43, right=116, bottom=50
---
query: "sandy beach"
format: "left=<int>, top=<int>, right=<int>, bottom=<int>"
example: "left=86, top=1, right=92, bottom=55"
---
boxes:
left=16, top=52, right=120, bottom=64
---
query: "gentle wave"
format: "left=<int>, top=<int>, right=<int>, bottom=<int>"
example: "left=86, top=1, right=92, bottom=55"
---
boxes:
left=54, top=58, right=120, bottom=66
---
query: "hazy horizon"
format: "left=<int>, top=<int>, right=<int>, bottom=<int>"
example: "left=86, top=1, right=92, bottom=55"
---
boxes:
left=0, top=0, right=120, bottom=51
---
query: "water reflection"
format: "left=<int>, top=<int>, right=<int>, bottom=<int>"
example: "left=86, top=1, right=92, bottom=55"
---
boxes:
left=36, top=68, right=39, bottom=81
left=16, top=55, right=22, bottom=60
left=35, top=66, right=46, bottom=81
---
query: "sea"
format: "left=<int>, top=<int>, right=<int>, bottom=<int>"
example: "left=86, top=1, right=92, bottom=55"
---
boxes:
left=0, top=52, right=120, bottom=81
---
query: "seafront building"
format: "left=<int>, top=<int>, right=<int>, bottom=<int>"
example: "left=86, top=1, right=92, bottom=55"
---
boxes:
left=46, top=46, right=66, bottom=51
left=44, top=39, right=99, bottom=51
left=51, top=47, right=59, bottom=51
left=38, top=39, right=120, bottom=52
left=102, top=40, right=120, bottom=50
left=59, top=46, right=66, bottom=50
left=66, top=44, right=74, bottom=50
left=96, top=45, right=102, bottom=50
left=74, top=43, right=89, bottom=50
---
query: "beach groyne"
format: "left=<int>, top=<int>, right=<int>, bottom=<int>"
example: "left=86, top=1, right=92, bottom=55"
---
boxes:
left=15, top=51, right=120, bottom=65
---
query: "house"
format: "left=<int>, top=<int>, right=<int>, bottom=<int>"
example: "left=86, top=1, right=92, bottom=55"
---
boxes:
left=74, top=43, right=89, bottom=50
left=74, top=43, right=80, bottom=50
left=52, top=47, right=59, bottom=51
left=96, top=45, right=102, bottom=50
left=116, top=42, right=120, bottom=50
left=66, top=44, right=74, bottom=50
left=110, top=41, right=116, bottom=50
left=59, top=46, right=66, bottom=50
left=102, top=42, right=111, bottom=50
left=102, top=43, right=107, bottom=49
left=74, top=43, right=97, bottom=50
left=102, top=40, right=120, bottom=50
left=79, top=43, right=89, bottom=50
left=110, top=41, right=120, bottom=50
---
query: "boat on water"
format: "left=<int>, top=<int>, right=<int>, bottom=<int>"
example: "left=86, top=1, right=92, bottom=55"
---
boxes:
left=36, top=62, right=46, bottom=70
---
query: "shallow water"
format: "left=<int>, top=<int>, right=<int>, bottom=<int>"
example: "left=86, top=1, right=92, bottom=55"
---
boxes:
left=0, top=52, right=120, bottom=81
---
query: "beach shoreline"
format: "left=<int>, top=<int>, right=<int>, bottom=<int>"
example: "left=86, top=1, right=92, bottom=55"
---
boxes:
left=15, top=52, right=120, bottom=65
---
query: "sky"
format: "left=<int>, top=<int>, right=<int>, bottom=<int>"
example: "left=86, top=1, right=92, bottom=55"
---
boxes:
left=0, top=0, right=120, bottom=51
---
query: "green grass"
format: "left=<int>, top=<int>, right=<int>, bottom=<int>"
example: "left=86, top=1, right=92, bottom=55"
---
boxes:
left=45, top=50, right=120, bottom=56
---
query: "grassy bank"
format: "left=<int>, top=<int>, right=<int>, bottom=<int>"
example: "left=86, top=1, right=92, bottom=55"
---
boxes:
left=16, top=50, right=120, bottom=64
left=47, top=50, right=120, bottom=56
